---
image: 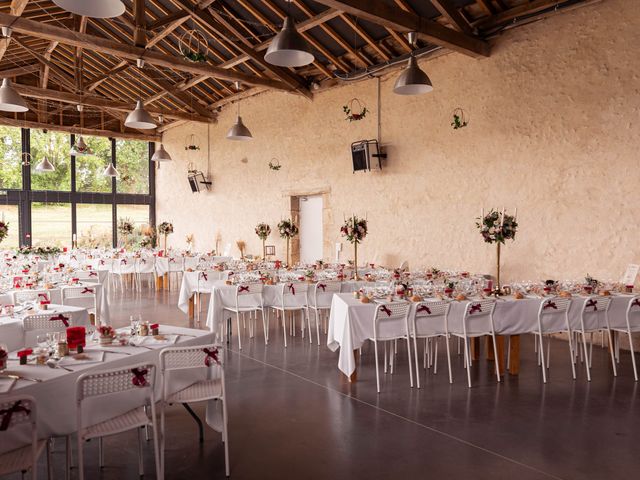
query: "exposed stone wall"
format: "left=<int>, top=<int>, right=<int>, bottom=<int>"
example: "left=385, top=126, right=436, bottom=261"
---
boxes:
left=157, top=0, right=640, bottom=286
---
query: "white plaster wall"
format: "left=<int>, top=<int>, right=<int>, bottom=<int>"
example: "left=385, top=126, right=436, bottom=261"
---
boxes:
left=156, top=0, right=640, bottom=284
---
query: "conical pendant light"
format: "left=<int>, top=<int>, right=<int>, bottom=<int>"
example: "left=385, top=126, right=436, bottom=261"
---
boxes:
left=70, top=134, right=93, bottom=156
left=265, top=15, right=314, bottom=67
left=35, top=156, right=55, bottom=172
left=0, top=78, right=29, bottom=112
left=103, top=162, right=119, bottom=177
left=393, top=55, right=433, bottom=95
left=53, top=0, right=125, bottom=19
left=227, top=116, right=252, bottom=141
left=151, top=143, right=172, bottom=162
left=125, top=100, right=156, bottom=130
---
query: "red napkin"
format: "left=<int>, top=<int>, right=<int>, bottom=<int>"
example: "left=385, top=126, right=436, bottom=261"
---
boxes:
left=17, top=349, right=33, bottom=358
left=150, top=323, right=159, bottom=330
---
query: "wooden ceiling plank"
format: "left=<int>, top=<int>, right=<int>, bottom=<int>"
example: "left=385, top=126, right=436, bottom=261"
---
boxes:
left=0, top=12, right=293, bottom=91
left=86, top=60, right=130, bottom=91
left=147, top=10, right=189, bottom=31
left=429, top=0, right=475, bottom=35
left=133, top=0, right=147, bottom=47
left=147, top=14, right=189, bottom=48
left=0, top=0, right=29, bottom=61
left=310, top=0, right=490, bottom=58
left=0, top=62, right=38, bottom=77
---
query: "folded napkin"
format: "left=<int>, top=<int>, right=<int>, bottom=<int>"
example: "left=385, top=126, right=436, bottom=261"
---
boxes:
left=132, top=334, right=179, bottom=348
left=58, top=351, right=105, bottom=366
left=0, top=376, right=17, bottom=394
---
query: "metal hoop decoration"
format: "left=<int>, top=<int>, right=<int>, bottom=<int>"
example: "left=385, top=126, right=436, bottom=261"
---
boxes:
left=451, top=107, right=469, bottom=130
left=179, top=30, right=209, bottom=63
left=343, top=98, right=367, bottom=122
left=268, top=158, right=281, bottom=171
left=21, top=152, right=32, bottom=166
left=184, top=134, right=200, bottom=151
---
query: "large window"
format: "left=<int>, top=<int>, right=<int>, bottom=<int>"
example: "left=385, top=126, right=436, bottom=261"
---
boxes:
left=0, top=126, right=154, bottom=247
left=32, top=202, right=72, bottom=247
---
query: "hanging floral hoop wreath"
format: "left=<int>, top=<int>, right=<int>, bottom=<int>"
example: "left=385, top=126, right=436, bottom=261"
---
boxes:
left=451, top=107, right=469, bottom=130
left=184, top=133, right=200, bottom=151
left=179, top=30, right=209, bottom=63
left=268, top=158, right=281, bottom=171
left=21, top=152, right=32, bottom=166
left=343, top=98, right=368, bottom=122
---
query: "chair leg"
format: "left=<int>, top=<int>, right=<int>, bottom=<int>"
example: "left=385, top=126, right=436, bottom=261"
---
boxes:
left=236, top=313, right=242, bottom=350
left=406, top=335, right=414, bottom=388
left=433, top=339, right=439, bottom=375
left=413, top=334, right=421, bottom=389
left=538, top=334, right=547, bottom=383
left=262, top=308, right=269, bottom=345
left=383, top=341, right=388, bottom=374
left=282, top=312, right=287, bottom=348
left=567, top=330, right=577, bottom=380
left=444, top=335, right=453, bottom=384
left=46, top=439, right=53, bottom=480
left=546, top=336, right=551, bottom=368
left=222, top=399, right=230, bottom=478
left=76, top=435, right=84, bottom=480
left=463, top=338, right=472, bottom=388
left=137, top=427, right=144, bottom=477
left=374, top=339, right=381, bottom=393
left=65, top=436, right=72, bottom=480
left=315, top=309, right=321, bottom=346
left=606, top=329, right=618, bottom=376
left=98, top=437, right=104, bottom=468
left=581, top=332, right=591, bottom=381
left=491, top=333, right=501, bottom=382
left=628, top=331, right=638, bottom=381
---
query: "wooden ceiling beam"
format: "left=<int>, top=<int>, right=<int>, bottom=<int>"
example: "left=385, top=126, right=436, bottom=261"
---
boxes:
left=0, top=0, right=29, bottom=61
left=85, top=60, right=130, bottom=92
left=0, top=115, right=161, bottom=141
left=147, top=11, right=189, bottom=31
left=146, top=14, right=189, bottom=49
left=133, top=0, right=146, bottom=47
left=11, top=83, right=216, bottom=124
left=0, top=12, right=293, bottom=91
left=0, top=62, right=38, bottom=77
left=429, top=0, right=475, bottom=35
left=139, top=66, right=212, bottom=117
left=311, top=0, right=490, bottom=58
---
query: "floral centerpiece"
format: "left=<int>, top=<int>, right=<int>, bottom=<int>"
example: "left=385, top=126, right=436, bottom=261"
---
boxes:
left=236, top=240, right=246, bottom=260
left=158, top=221, right=174, bottom=251
left=0, top=220, right=8, bottom=245
left=255, top=222, right=271, bottom=258
left=277, top=218, right=298, bottom=266
left=476, top=208, right=518, bottom=291
left=98, top=325, right=115, bottom=345
left=118, top=218, right=134, bottom=247
left=340, top=215, right=368, bottom=280
left=17, top=245, right=62, bottom=258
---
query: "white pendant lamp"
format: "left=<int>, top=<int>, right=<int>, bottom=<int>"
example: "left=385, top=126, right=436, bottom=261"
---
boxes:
left=35, top=156, right=55, bottom=172
left=125, top=100, right=156, bottom=130
left=53, top=0, right=125, bottom=19
left=226, top=116, right=253, bottom=141
left=103, top=162, right=119, bottom=177
left=393, top=55, right=433, bottom=95
left=0, top=78, right=29, bottom=112
left=70, top=135, right=93, bottom=156
left=151, top=143, right=172, bottom=162
left=264, top=15, right=314, bottom=67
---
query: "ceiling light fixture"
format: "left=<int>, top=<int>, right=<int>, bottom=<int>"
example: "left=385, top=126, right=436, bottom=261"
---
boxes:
left=0, top=78, right=29, bottom=112
left=52, top=0, right=125, bottom=19
left=264, top=1, right=314, bottom=68
left=151, top=143, right=172, bottom=162
left=103, top=162, right=119, bottom=177
left=35, top=156, right=55, bottom=172
left=393, top=32, right=433, bottom=96
left=226, top=83, right=253, bottom=141
left=125, top=100, right=156, bottom=130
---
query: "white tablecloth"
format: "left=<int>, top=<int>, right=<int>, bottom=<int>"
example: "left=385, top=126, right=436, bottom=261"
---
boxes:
left=0, top=326, right=217, bottom=455
left=177, top=271, right=229, bottom=313
left=327, top=293, right=634, bottom=378
left=0, top=304, right=90, bottom=351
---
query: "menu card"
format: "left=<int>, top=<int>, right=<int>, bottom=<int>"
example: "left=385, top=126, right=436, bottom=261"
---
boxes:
left=621, top=264, right=639, bottom=286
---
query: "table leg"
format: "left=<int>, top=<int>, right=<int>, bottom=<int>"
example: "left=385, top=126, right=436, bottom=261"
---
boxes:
left=188, top=295, right=195, bottom=320
left=509, top=335, right=520, bottom=375
left=495, top=336, right=505, bottom=376
left=471, top=338, right=480, bottom=361
left=155, top=275, right=163, bottom=290
left=163, top=273, right=169, bottom=290
left=349, top=349, right=360, bottom=382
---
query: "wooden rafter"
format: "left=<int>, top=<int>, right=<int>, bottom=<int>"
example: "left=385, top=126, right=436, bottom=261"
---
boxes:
left=0, top=0, right=29, bottom=61
left=429, top=0, right=475, bottom=35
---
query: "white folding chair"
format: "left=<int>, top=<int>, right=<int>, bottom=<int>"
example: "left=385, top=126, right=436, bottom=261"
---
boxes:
left=575, top=295, right=614, bottom=382
left=110, top=257, right=135, bottom=292
left=368, top=301, right=413, bottom=393
left=13, top=290, right=51, bottom=305
left=194, top=270, right=216, bottom=327
left=159, top=345, right=229, bottom=478
left=307, top=281, right=341, bottom=345
left=604, top=296, right=640, bottom=381
left=135, top=256, right=156, bottom=291
left=450, top=299, right=500, bottom=388
left=411, top=300, right=452, bottom=387
left=73, top=270, right=101, bottom=284
left=74, top=363, right=161, bottom=480
left=269, top=282, right=309, bottom=348
left=0, top=395, right=51, bottom=480
left=222, top=283, right=266, bottom=349
left=61, top=286, right=98, bottom=322
left=166, top=256, right=184, bottom=291
left=532, top=296, right=574, bottom=383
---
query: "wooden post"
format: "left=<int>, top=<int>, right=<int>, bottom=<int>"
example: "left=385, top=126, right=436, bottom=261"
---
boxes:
left=188, top=294, right=195, bottom=320
left=508, top=335, right=520, bottom=375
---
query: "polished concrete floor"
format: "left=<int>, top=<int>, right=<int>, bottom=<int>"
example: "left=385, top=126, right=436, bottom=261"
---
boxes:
left=33, top=286, right=640, bottom=480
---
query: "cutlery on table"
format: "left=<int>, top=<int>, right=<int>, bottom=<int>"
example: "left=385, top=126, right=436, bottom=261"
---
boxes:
left=1, top=374, right=43, bottom=383
left=46, top=358, right=73, bottom=371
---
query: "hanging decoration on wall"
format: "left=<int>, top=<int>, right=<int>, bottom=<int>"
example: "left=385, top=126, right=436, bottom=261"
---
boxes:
left=268, top=158, right=282, bottom=171
left=184, top=134, right=201, bottom=151
left=21, top=152, right=31, bottom=167
left=451, top=108, right=469, bottom=130
left=179, top=30, right=209, bottom=63
left=343, top=98, right=368, bottom=122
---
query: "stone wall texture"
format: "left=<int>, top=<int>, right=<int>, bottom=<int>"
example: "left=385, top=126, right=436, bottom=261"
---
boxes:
left=156, top=0, right=640, bottom=285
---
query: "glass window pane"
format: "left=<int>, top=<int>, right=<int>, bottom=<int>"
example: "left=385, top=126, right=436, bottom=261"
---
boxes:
left=75, top=136, right=112, bottom=193
left=117, top=204, right=150, bottom=246
left=31, top=202, right=71, bottom=247
left=30, top=130, right=71, bottom=191
left=0, top=205, right=20, bottom=248
left=77, top=204, right=113, bottom=248
left=116, top=139, right=149, bottom=194
left=0, top=126, right=23, bottom=190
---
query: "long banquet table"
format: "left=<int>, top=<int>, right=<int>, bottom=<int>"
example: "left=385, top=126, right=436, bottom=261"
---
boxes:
left=327, top=293, right=633, bottom=379
left=0, top=325, right=217, bottom=455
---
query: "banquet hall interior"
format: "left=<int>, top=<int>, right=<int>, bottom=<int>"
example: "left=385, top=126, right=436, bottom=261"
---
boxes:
left=0, top=0, right=638, bottom=479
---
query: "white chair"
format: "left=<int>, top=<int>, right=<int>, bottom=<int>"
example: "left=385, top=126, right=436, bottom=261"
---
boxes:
left=73, top=270, right=101, bottom=284
left=532, top=296, right=573, bottom=383
left=368, top=301, right=413, bottom=393
left=74, top=363, right=161, bottom=480
left=110, top=257, right=135, bottom=292
left=159, top=345, right=229, bottom=478
left=194, top=270, right=216, bottom=327
left=270, top=282, right=309, bottom=348
left=135, top=256, right=156, bottom=291
left=222, top=283, right=266, bottom=349
left=23, top=312, right=73, bottom=346
left=575, top=295, right=614, bottom=382
left=410, top=300, right=452, bottom=387
left=167, top=256, right=185, bottom=291
left=604, top=296, right=640, bottom=381
left=13, top=290, right=51, bottom=305
left=450, top=299, right=499, bottom=388
left=307, top=281, right=341, bottom=345
left=0, top=395, right=50, bottom=480
left=61, top=286, right=98, bottom=322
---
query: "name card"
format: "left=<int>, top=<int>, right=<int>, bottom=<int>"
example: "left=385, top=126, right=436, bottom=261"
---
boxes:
left=621, top=264, right=640, bottom=286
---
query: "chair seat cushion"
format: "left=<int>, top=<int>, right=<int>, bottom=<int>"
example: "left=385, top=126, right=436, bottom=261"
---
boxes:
left=167, top=379, right=223, bottom=404
left=0, top=440, right=46, bottom=476
left=83, top=407, right=149, bottom=440
left=223, top=306, right=261, bottom=313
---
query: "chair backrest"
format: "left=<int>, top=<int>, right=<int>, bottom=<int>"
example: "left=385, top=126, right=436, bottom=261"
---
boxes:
left=135, top=256, right=156, bottom=273
left=580, top=295, right=612, bottom=315
left=0, top=395, right=38, bottom=467
left=236, top=283, right=263, bottom=296
left=13, top=290, right=50, bottom=304
left=625, top=295, right=640, bottom=327
left=412, top=300, right=450, bottom=337
left=374, top=301, right=411, bottom=321
left=282, top=282, right=308, bottom=296
left=312, top=280, right=341, bottom=307
left=461, top=298, right=497, bottom=335
left=168, top=256, right=184, bottom=272
left=372, top=301, right=411, bottom=340
left=76, top=363, right=155, bottom=403
left=23, top=311, right=72, bottom=331
left=538, top=296, right=572, bottom=317
left=74, top=270, right=101, bottom=283
left=62, top=285, right=98, bottom=300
